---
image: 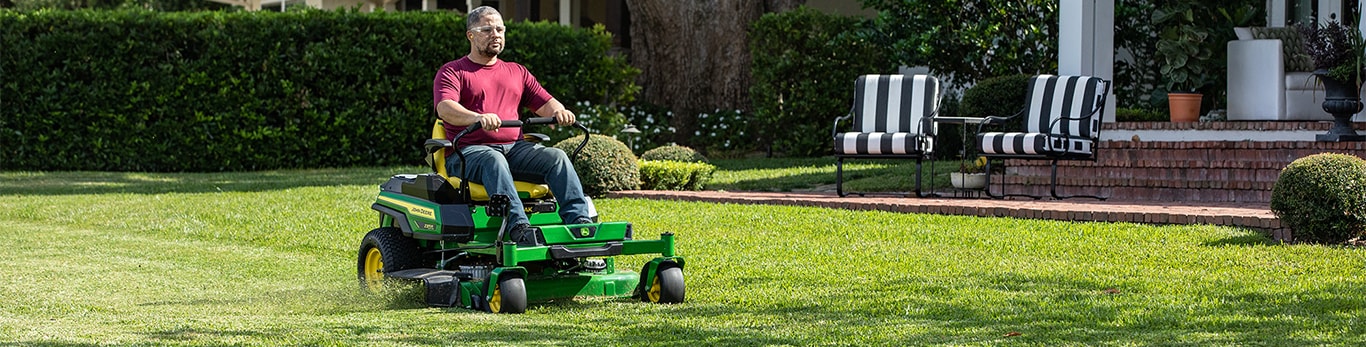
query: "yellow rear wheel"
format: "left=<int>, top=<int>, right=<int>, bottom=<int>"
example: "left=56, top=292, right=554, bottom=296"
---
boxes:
left=356, top=227, right=420, bottom=293
left=362, top=248, right=384, bottom=292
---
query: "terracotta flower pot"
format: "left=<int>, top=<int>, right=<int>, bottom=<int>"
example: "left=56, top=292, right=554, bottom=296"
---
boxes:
left=1167, top=92, right=1202, bottom=122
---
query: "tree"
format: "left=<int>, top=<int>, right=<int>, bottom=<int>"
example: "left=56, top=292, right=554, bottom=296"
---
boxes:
left=624, top=0, right=801, bottom=146
left=859, top=0, right=1058, bottom=87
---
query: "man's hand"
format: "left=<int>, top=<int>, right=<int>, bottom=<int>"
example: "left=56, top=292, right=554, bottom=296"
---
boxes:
left=552, top=109, right=576, bottom=126
left=475, top=113, right=502, bottom=131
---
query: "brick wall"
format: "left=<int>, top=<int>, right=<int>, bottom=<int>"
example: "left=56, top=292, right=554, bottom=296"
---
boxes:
left=996, top=123, right=1366, bottom=203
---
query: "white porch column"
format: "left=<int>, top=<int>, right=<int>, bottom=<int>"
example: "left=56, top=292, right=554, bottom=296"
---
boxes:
left=560, top=0, right=572, bottom=26
left=1059, top=0, right=1116, bottom=122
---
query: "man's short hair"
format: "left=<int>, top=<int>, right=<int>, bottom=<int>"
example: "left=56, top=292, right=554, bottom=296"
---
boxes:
left=467, top=6, right=500, bottom=30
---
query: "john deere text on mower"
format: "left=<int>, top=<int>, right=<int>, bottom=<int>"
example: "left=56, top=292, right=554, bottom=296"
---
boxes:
left=357, top=117, right=685, bottom=313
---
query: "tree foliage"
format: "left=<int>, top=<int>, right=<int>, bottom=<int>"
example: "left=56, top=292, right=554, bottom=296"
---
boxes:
left=859, top=0, right=1058, bottom=87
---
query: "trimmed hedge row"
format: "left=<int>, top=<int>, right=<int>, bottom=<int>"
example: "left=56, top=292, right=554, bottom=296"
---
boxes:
left=638, top=160, right=714, bottom=191
left=0, top=9, right=637, bottom=171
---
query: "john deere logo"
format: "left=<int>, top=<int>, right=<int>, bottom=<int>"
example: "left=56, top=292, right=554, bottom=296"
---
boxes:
left=578, top=228, right=590, bottom=237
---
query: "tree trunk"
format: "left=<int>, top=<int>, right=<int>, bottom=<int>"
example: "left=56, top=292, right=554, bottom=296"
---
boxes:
left=625, top=0, right=802, bottom=146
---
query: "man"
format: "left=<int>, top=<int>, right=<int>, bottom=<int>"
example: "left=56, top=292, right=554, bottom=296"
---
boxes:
left=432, top=6, right=593, bottom=246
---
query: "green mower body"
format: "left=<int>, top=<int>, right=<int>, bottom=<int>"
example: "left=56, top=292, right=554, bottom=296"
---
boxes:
left=357, top=119, right=685, bottom=313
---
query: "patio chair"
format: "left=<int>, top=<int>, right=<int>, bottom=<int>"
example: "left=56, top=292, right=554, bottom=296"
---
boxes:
left=974, top=74, right=1111, bottom=200
left=832, top=74, right=939, bottom=197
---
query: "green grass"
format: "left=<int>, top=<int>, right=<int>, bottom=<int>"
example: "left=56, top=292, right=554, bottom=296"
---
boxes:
left=2, top=168, right=1365, bottom=346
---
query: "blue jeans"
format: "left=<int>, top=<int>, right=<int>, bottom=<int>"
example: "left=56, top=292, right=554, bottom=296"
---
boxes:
left=446, top=141, right=592, bottom=228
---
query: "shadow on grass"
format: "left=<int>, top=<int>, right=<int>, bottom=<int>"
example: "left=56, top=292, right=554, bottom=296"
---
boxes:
left=866, top=272, right=1366, bottom=345
left=1202, top=232, right=1278, bottom=247
left=0, top=166, right=424, bottom=196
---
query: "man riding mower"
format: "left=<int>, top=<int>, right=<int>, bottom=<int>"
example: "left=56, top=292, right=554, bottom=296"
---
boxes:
left=356, top=118, right=686, bottom=313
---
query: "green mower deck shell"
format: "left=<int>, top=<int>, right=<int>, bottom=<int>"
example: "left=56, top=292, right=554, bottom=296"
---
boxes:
left=459, top=269, right=640, bottom=308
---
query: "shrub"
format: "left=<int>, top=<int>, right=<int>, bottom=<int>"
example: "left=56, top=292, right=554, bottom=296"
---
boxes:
left=750, top=6, right=896, bottom=157
left=553, top=134, right=638, bottom=197
left=638, top=160, right=716, bottom=191
left=1115, top=108, right=1167, bottom=122
left=0, top=10, right=637, bottom=171
left=1270, top=153, right=1366, bottom=244
left=641, top=144, right=707, bottom=163
left=958, top=74, right=1030, bottom=159
left=960, top=74, right=1032, bottom=119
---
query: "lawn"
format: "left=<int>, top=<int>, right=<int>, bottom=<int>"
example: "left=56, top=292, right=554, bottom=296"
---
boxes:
left=2, top=166, right=1364, bottom=346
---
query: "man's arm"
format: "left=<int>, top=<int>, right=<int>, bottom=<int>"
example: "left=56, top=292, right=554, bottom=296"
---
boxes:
left=437, top=99, right=503, bottom=131
left=534, top=98, right=576, bottom=126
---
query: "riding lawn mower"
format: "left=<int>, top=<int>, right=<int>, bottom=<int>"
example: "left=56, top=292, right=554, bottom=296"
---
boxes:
left=356, top=117, right=685, bottom=313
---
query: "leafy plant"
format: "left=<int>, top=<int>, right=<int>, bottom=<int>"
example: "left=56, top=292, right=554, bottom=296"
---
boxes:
left=958, top=156, right=986, bottom=174
left=1297, top=20, right=1366, bottom=83
left=1270, top=153, right=1366, bottom=244
left=1153, top=2, right=1213, bottom=93
left=552, top=134, right=639, bottom=197
left=859, top=0, right=1058, bottom=87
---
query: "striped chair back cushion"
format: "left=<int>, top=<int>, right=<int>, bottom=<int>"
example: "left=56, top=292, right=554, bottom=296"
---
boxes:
left=853, top=75, right=939, bottom=135
left=1023, top=75, right=1105, bottom=139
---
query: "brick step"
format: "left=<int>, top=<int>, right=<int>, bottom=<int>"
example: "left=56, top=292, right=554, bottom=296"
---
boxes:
left=991, top=138, right=1366, bottom=203
left=988, top=178, right=1272, bottom=203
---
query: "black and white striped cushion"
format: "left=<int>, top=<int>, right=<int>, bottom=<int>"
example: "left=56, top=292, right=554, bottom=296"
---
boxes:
left=978, top=132, right=1049, bottom=155
left=1023, top=75, right=1104, bottom=138
left=852, top=75, right=939, bottom=135
left=835, top=132, right=932, bottom=155
left=977, top=132, right=1094, bottom=156
left=836, top=74, right=938, bottom=155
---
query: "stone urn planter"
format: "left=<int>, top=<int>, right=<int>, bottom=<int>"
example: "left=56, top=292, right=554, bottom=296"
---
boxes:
left=1312, top=69, right=1366, bottom=142
left=950, top=172, right=987, bottom=190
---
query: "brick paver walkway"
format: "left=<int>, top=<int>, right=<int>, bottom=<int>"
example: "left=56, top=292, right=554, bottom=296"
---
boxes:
left=609, top=190, right=1289, bottom=241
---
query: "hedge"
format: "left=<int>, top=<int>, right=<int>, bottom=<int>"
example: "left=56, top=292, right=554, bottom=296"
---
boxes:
left=638, top=160, right=714, bottom=191
left=0, top=9, right=637, bottom=171
left=749, top=6, right=896, bottom=157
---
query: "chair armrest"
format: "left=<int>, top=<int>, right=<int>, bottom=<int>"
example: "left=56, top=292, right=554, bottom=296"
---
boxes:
left=974, top=111, right=1022, bottom=134
left=832, top=111, right=854, bottom=138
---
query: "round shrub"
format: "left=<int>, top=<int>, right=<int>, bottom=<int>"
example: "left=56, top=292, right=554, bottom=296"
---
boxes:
left=1270, top=153, right=1366, bottom=244
left=960, top=74, right=1032, bottom=129
left=553, top=134, right=639, bottom=197
left=641, top=144, right=708, bottom=163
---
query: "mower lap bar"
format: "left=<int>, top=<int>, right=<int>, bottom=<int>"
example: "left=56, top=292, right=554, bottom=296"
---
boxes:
left=549, top=242, right=623, bottom=259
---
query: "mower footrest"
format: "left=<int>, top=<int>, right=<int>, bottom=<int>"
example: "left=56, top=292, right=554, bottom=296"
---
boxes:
left=385, top=268, right=473, bottom=281
left=549, top=242, right=622, bottom=259
left=385, top=269, right=473, bottom=307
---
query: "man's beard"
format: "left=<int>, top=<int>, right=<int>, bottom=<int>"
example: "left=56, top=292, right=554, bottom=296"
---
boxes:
left=480, top=42, right=503, bottom=57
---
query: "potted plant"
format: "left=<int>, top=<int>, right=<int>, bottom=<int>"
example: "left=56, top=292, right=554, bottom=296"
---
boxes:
left=951, top=156, right=988, bottom=190
left=1154, top=2, right=1213, bottom=122
left=1298, top=20, right=1366, bottom=141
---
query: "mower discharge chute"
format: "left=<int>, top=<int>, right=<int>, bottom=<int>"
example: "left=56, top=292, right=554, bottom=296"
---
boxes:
left=357, top=117, right=685, bottom=313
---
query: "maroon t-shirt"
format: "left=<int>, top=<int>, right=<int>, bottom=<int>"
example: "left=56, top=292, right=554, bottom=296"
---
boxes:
left=433, top=56, right=554, bottom=147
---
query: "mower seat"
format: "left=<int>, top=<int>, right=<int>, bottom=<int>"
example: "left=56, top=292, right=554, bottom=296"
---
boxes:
left=431, top=120, right=552, bottom=201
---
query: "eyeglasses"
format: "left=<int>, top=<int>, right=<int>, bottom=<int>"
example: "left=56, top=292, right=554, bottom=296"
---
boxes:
left=469, top=25, right=506, bottom=36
